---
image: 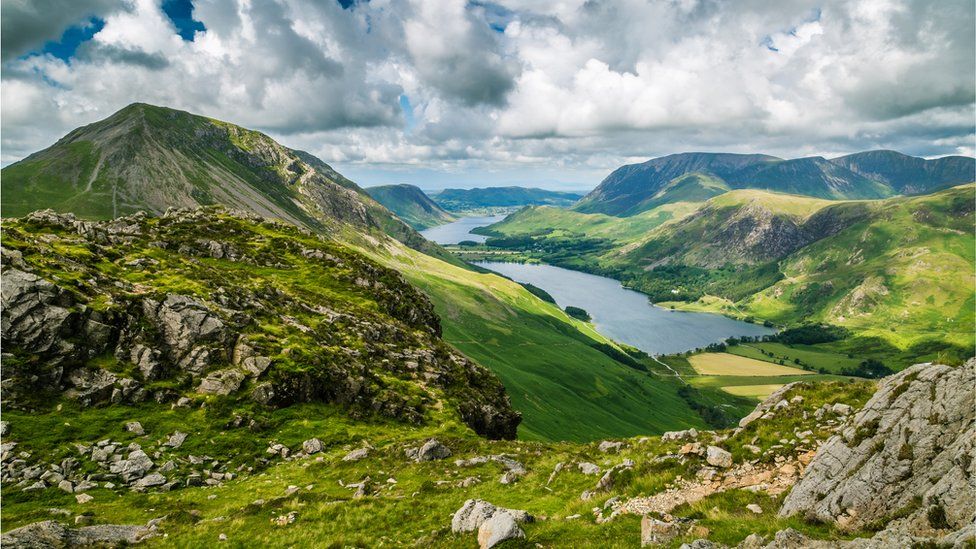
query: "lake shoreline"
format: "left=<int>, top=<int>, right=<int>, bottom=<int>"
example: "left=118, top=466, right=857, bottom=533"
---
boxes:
left=473, top=260, right=775, bottom=356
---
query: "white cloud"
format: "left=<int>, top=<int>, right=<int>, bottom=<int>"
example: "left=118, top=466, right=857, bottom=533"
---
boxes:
left=1, top=0, right=973, bottom=183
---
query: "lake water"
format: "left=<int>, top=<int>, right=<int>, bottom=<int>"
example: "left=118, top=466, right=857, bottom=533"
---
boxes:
left=420, top=215, right=506, bottom=244
left=474, top=261, right=775, bottom=355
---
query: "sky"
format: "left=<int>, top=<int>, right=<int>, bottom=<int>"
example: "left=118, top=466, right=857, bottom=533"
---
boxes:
left=2, top=0, right=974, bottom=192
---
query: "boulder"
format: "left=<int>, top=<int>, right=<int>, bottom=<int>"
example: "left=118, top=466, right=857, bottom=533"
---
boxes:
left=662, top=428, right=699, bottom=442
left=477, top=512, right=524, bottom=549
left=165, top=431, right=188, bottom=449
left=342, top=448, right=368, bottom=461
left=598, top=440, right=625, bottom=453
left=451, top=499, right=531, bottom=534
left=578, top=462, right=601, bottom=475
left=705, top=446, right=733, bottom=468
left=415, top=439, right=451, bottom=462
left=125, top=422, right=145, bottom=436
left=780, top=360, right=975, bottom=538
left=0, top=520, right=152, bottom=548
left=133, top=473, right=167, bottom=489
left=197, top=368, right=246, bottom=395
left=302, top=438, right=324, bottom=454
left=641, top=517, right=682, bottom=546
left=109, top=450, right=154, bottom=482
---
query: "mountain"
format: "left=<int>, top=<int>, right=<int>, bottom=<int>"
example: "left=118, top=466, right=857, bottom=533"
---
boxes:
left=830, top=150, right=976, bottom=194
left=0, top=103, right=732, bottom=442
left=0, top=103, right=430, bottom=252
left=432, top=186, right=584, bottom=212
left=365, top=184, right=457, bottom=230
left=575, top=151, right=973, bottom=216
left=480, top=185, right=975, bottom=365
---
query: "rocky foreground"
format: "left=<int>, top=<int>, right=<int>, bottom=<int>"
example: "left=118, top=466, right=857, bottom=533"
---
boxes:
left=2, top=359, right=971, bottom=547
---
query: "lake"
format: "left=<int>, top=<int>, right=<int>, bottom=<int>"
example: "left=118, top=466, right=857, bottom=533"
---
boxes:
left=420, top=215, right=506, bottom=244
left=474, top=261, right=775, bottom=355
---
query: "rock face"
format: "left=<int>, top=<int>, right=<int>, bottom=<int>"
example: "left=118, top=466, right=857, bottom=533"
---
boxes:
left=1, top=520, right=153, bottom=548
left=0, top=209, right=520, bottom=440
left=781, top=360, right=975, bottom=536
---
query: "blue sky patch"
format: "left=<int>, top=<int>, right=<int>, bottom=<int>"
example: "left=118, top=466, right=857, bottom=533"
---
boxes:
left=162, top=0, right=206, bottom=41
left=35, top=18, right=105, bottom=62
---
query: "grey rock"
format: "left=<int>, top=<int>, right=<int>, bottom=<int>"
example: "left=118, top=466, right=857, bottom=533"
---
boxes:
left=661, top=428, right=698, bottom=442
left=197, top=368, right=246, bottom=395
left=241, top=356, right=272, bottom=377
left=109, top=449, right=154, bottom=482
left=739, top=382, right=803, bottom=428
left=125, top=421, right=145, bottom=436
left=342, top=448, right=368, bottom=461
left=0, top=520, right=153, bottom=548
left=598, top=440, right=625, bottom=453
left=706, top=446, right=733, bottom=468
left=302, top=438, right=324, bottom=454
left=477, top=511, right=525, bottom=549
left=578, top=462, right=601, bottom=475
left=57, top=480, right=73, bottom=493
left=165, top=431, right=188, bottom=449
left=641, top=517, right=682, bottom=546
left=1, top=421, right=9, bottom=436
left=451, top=499, right=531, bottom=533
left=781, top=360, right=975, bottom=536
left=415, top=439, right=451, bottom=462
left=133, top=473, right=166, bottom=489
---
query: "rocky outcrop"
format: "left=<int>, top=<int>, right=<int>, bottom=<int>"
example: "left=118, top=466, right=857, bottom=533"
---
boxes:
left=781, top=360, right=975, bottom=537
left=1, top=520, right=155, bottom=548
left=2, top=209, right=520, bottom=462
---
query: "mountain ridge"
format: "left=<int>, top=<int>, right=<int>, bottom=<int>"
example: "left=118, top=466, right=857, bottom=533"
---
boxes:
left=576, top=151, right=975, bottom=216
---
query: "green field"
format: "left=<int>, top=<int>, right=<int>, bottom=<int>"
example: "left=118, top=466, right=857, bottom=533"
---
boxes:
left=726, top=343, right=862, bottom=374
left=688, top=353, right=813, bottom=376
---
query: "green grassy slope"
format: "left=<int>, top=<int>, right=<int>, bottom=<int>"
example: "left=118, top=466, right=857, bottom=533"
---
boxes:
left=356, top=237, right=728, bottom=441
left=365, top=184, right=457, bottom=230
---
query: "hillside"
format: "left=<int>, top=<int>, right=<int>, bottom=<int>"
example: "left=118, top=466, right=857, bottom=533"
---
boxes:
left=365, top=184, right=457, bottom=230
left=4, top=358, right=971, bottom=547
left=575, top=151, right=974, bottom=216
left=432, top=186, right=583, bottom=213
left=479, top=186, right=975, bottom=365
left=1, top=209, right=520, bottom=441
left=0, top=103, right=430, bottom=253
left=0, top=104, right=733, bottom=442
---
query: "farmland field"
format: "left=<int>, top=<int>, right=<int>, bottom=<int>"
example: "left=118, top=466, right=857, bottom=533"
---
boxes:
left=726, top=343, right=861, bottom=374
left=688, top=352, right=813, bottom=376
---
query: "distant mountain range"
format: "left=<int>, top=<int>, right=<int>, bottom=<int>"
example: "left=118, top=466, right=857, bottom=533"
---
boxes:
left=365, top=184, right=457, bottom=230
left=432, top=186, right=583, bottom=212
left=576, top=151, right=975, bottom=216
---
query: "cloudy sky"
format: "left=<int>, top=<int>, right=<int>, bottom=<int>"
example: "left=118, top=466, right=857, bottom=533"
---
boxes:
left=2, top=0, right=974, bottom=191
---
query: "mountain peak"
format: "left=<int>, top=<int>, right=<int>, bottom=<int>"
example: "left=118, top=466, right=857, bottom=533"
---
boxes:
left=1, top=104, right=430, bottom=251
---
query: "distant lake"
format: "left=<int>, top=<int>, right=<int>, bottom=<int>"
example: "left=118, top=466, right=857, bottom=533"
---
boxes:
left=420, top=215, right=505, bottom=244
left=474, top=261, right=775, bottom=355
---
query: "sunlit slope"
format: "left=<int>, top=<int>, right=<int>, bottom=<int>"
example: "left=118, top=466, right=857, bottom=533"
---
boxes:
left=355, top=236, right=710, bottom=441
left=743, top=185, right=975, bottom=349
